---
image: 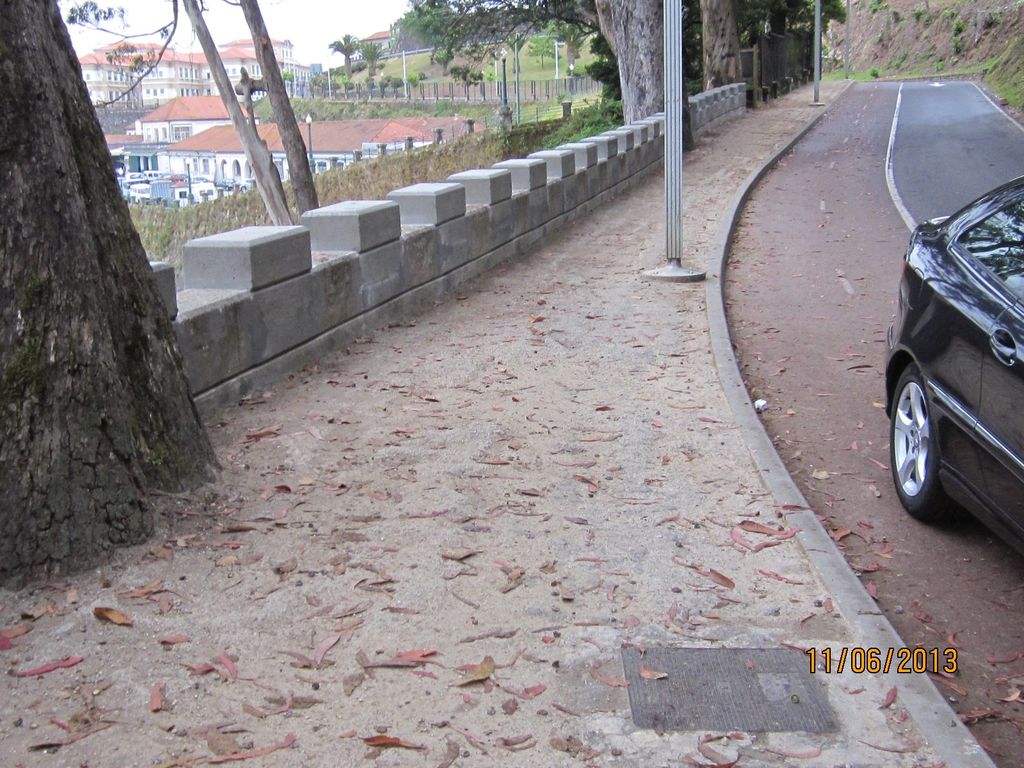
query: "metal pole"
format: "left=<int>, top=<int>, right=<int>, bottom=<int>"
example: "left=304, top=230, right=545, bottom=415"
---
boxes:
left=515, top=42, right=521, bottom=125
left=844, top=0, right=851, bottom=79
left=403, top=51, right=409, bottom=99
left=645, top=0, right=705, bottom=282
left=501, top=56, right=508, bottom=107
left=327, top=67, right=332, bottom=99
left=555, top=39, right=559, bottom=81
left=813, top=0, right=823, bottom=104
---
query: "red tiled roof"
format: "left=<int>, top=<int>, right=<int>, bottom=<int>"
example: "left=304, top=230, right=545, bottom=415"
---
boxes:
left=363, top=31, right=391, bottom=42
left=217, top=47, right=260, bottom=62
left=105, top=134, right=145, bottom=147
left=165, top=118, right=464, bottom=154
left=95, top=42, right=208, bottom=65
left=221, top=37, right=291, bottom=48
left=141, top=96, right=230, bottom=123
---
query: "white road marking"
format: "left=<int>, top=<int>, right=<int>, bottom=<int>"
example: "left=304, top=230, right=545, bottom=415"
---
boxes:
left=885, top=82, right=917, bottom=231
left=970, top=81, right=1024, bottom=136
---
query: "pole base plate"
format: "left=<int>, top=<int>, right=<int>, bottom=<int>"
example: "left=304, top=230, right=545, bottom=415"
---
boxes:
left=644, top=263, right=706, bottom=283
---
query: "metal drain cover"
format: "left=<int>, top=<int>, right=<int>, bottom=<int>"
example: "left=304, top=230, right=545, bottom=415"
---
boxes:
left=621, top=647, right=837, bottom=733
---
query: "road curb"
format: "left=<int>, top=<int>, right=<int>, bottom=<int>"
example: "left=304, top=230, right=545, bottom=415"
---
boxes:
left=704, top=82, right=997, bottom=768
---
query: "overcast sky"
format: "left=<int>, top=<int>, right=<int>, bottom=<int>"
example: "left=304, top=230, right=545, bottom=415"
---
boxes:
left=65, top=0, right=411, bottom=66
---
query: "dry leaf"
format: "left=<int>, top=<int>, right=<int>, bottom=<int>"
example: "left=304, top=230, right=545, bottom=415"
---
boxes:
left=93, top=607, right=133, bottom=626
left=362, top=735, right=426, bottom=751
left=811, top=469, right=830, bottom=481
left=639, top=665, right=668, bottom=680
left=149, top=683, right=164, bottom=712
left=456, top=655, right=495, bottom=685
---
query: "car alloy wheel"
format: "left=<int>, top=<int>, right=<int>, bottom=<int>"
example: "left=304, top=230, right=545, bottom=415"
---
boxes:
left=893, top=379, right=930, bottom=497
left=889, top=365, right=955, bottom=522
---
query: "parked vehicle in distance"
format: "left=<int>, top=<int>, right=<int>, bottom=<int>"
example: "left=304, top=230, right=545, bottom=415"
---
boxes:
left=886, top=175, right=1024, bottom=555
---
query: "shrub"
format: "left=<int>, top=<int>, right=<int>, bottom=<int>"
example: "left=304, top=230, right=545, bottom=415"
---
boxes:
left=541, top=99, right=624, bottom=148
left=870, top=67, right=880, bottom=78
left=912, top=5, right=926, bottom=23
left=868, top=0, right=886, bottom=13
left=952, top=17, right=966, bottom=37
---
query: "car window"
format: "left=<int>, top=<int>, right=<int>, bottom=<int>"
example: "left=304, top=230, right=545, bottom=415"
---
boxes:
left=958, top=200, right=1024, bottom=300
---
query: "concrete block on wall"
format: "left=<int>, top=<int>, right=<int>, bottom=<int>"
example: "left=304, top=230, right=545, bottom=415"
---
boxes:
left=580, top=134, right=617, bottom=161
left=509, top=192, right=530, bottom=239
left=401, top=227, right=440, bottom=288
left=435, top=216, right=471, bottom=274
left=355, top=241, right=404, bottom=310
left=149, top=261, right=177, bottom=319
left=313, top=252, right=362, bottom=329
left=527, top=149, right=575, bottom=180
left=556, top=142, right=598, bottom=170
left=251, top=272, right=327, bottom=363
left=447, top=169, right=512, bottom=206
left=493, top=158, right=547, bottom=192
left=182, top=226, right=310, bottom=292
left=487, top=198, right=515, bottom=251
left=528, top=187, right=551, bottom=229
left=175, top=289, right=257, bottom=394
left=301, top=200, right=401, bottom=253
left=387, top=183, right=466, bottom=226
left=607, top=128, right=635, bottom=154
left=465, top=206, right=491, bottom=259
left=546, top=178, right=566, bottom=221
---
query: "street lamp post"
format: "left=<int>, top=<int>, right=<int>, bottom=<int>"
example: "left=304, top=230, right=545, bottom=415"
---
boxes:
left=327, top=67, right=332, bottom=99
left=305, top=114, right=314, bottom=173
left=568, top=61, right=575, bottom=94
left=501, top=50, right=508, bottom=107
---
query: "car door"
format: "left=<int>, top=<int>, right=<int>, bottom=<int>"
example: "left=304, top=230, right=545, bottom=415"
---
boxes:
left=953, top=197, right=1024, bottom=536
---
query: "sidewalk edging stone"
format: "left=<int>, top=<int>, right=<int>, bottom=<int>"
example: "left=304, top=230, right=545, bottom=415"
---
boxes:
left=704, top=81, right=997, bottom=768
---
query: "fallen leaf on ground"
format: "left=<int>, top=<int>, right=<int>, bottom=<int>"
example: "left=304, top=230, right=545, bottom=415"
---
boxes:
left=12, top=656, right=85, bottom=678
left=93, top=606, right=133, bottom=626
left=1, top=622, right=32, bottom=640
left=149, top=683, right=164, bottom=712
left=159, top=634, right=190, bottom=645
left=442, top=548, right=481, bottom=561
left=880, top=686, right=898, bottom=709
left=589, top=664, right=629, bottom=688
left=456, top=655, right=495, bottom=685
left=208, top=733, right=297, bottom=763
left=639, top=666, right=668, bottom=680
left=362, top=735, right=427, bottom=751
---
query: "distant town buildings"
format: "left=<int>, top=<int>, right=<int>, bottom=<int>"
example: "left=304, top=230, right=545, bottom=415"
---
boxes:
left=79, top=36, right=312, bottom=107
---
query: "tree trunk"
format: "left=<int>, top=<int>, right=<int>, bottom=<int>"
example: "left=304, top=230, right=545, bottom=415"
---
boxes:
left=596, top=0, right=693, bottom=148
left=0, top=0, right=216, bottom=584
left=239, top=0, right=319, bottom=215
left=181, top=0, right=293, bottom=226
left=700, top=0, right=741, bottom=89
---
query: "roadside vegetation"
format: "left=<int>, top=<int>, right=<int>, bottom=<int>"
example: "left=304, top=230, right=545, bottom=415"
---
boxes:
left=132, top=101, right=617, bottom=267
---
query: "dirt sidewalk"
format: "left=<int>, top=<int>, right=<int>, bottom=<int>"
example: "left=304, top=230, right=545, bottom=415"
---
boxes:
left=0, top=82, right=954, bottom=767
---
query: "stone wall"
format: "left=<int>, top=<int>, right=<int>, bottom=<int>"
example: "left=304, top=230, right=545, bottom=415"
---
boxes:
left=149, top=84, right=746, bottom=413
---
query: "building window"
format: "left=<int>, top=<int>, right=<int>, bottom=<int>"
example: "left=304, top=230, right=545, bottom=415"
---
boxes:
left=172, top=126, right=191, bottom=142
left=202, top=158, right=210, bottom=173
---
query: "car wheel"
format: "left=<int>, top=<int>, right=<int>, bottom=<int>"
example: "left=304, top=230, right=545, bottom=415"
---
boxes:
left=889, top=365, right=956, bottom=522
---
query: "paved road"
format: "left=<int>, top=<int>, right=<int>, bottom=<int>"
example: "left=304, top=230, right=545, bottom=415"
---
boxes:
left=727, top=81, right=1024, bottom=765
left=891, top=80, right=1024, bottom=224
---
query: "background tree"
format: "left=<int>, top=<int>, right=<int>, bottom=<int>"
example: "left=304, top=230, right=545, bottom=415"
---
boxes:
left=0, top=0, right=215, bottom=583
left=329, top=33, right=360, bottom=79
left=433, top=46, right=455, bottom=74
left=528, top=32, right=553, bottom=68
left=700, top=0, right=741, bottom=87
left=182, top=0, right=292, bottom=224
left=549, top=21, right=590, bottom=69
left=358, top=40, right=385, bottom=82
left=239, top=0, right=318, bottom=215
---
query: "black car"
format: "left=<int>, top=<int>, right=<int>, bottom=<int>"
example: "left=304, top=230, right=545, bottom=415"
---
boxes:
left=886, top=176, right=1024, bottom=554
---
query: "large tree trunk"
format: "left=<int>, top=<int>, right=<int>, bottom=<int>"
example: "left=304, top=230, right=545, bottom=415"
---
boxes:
left=700, top=0, right=741, bottom=89
left=0, top=0, right=215, bottom=584
left=596, top=0, right=693, bottom=147
left=239, top=0, right=319, bottom=215
left=181, top=0, right=293, bottom=226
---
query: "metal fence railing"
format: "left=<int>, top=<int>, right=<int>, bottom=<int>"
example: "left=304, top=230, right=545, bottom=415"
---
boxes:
left=317, top=76, right=600, bottom=103
left=740, top=33, right=811, bottom=100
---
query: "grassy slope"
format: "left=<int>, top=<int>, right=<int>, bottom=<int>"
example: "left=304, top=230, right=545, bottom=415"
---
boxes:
left=828, top=0, right=1024, bottom=107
